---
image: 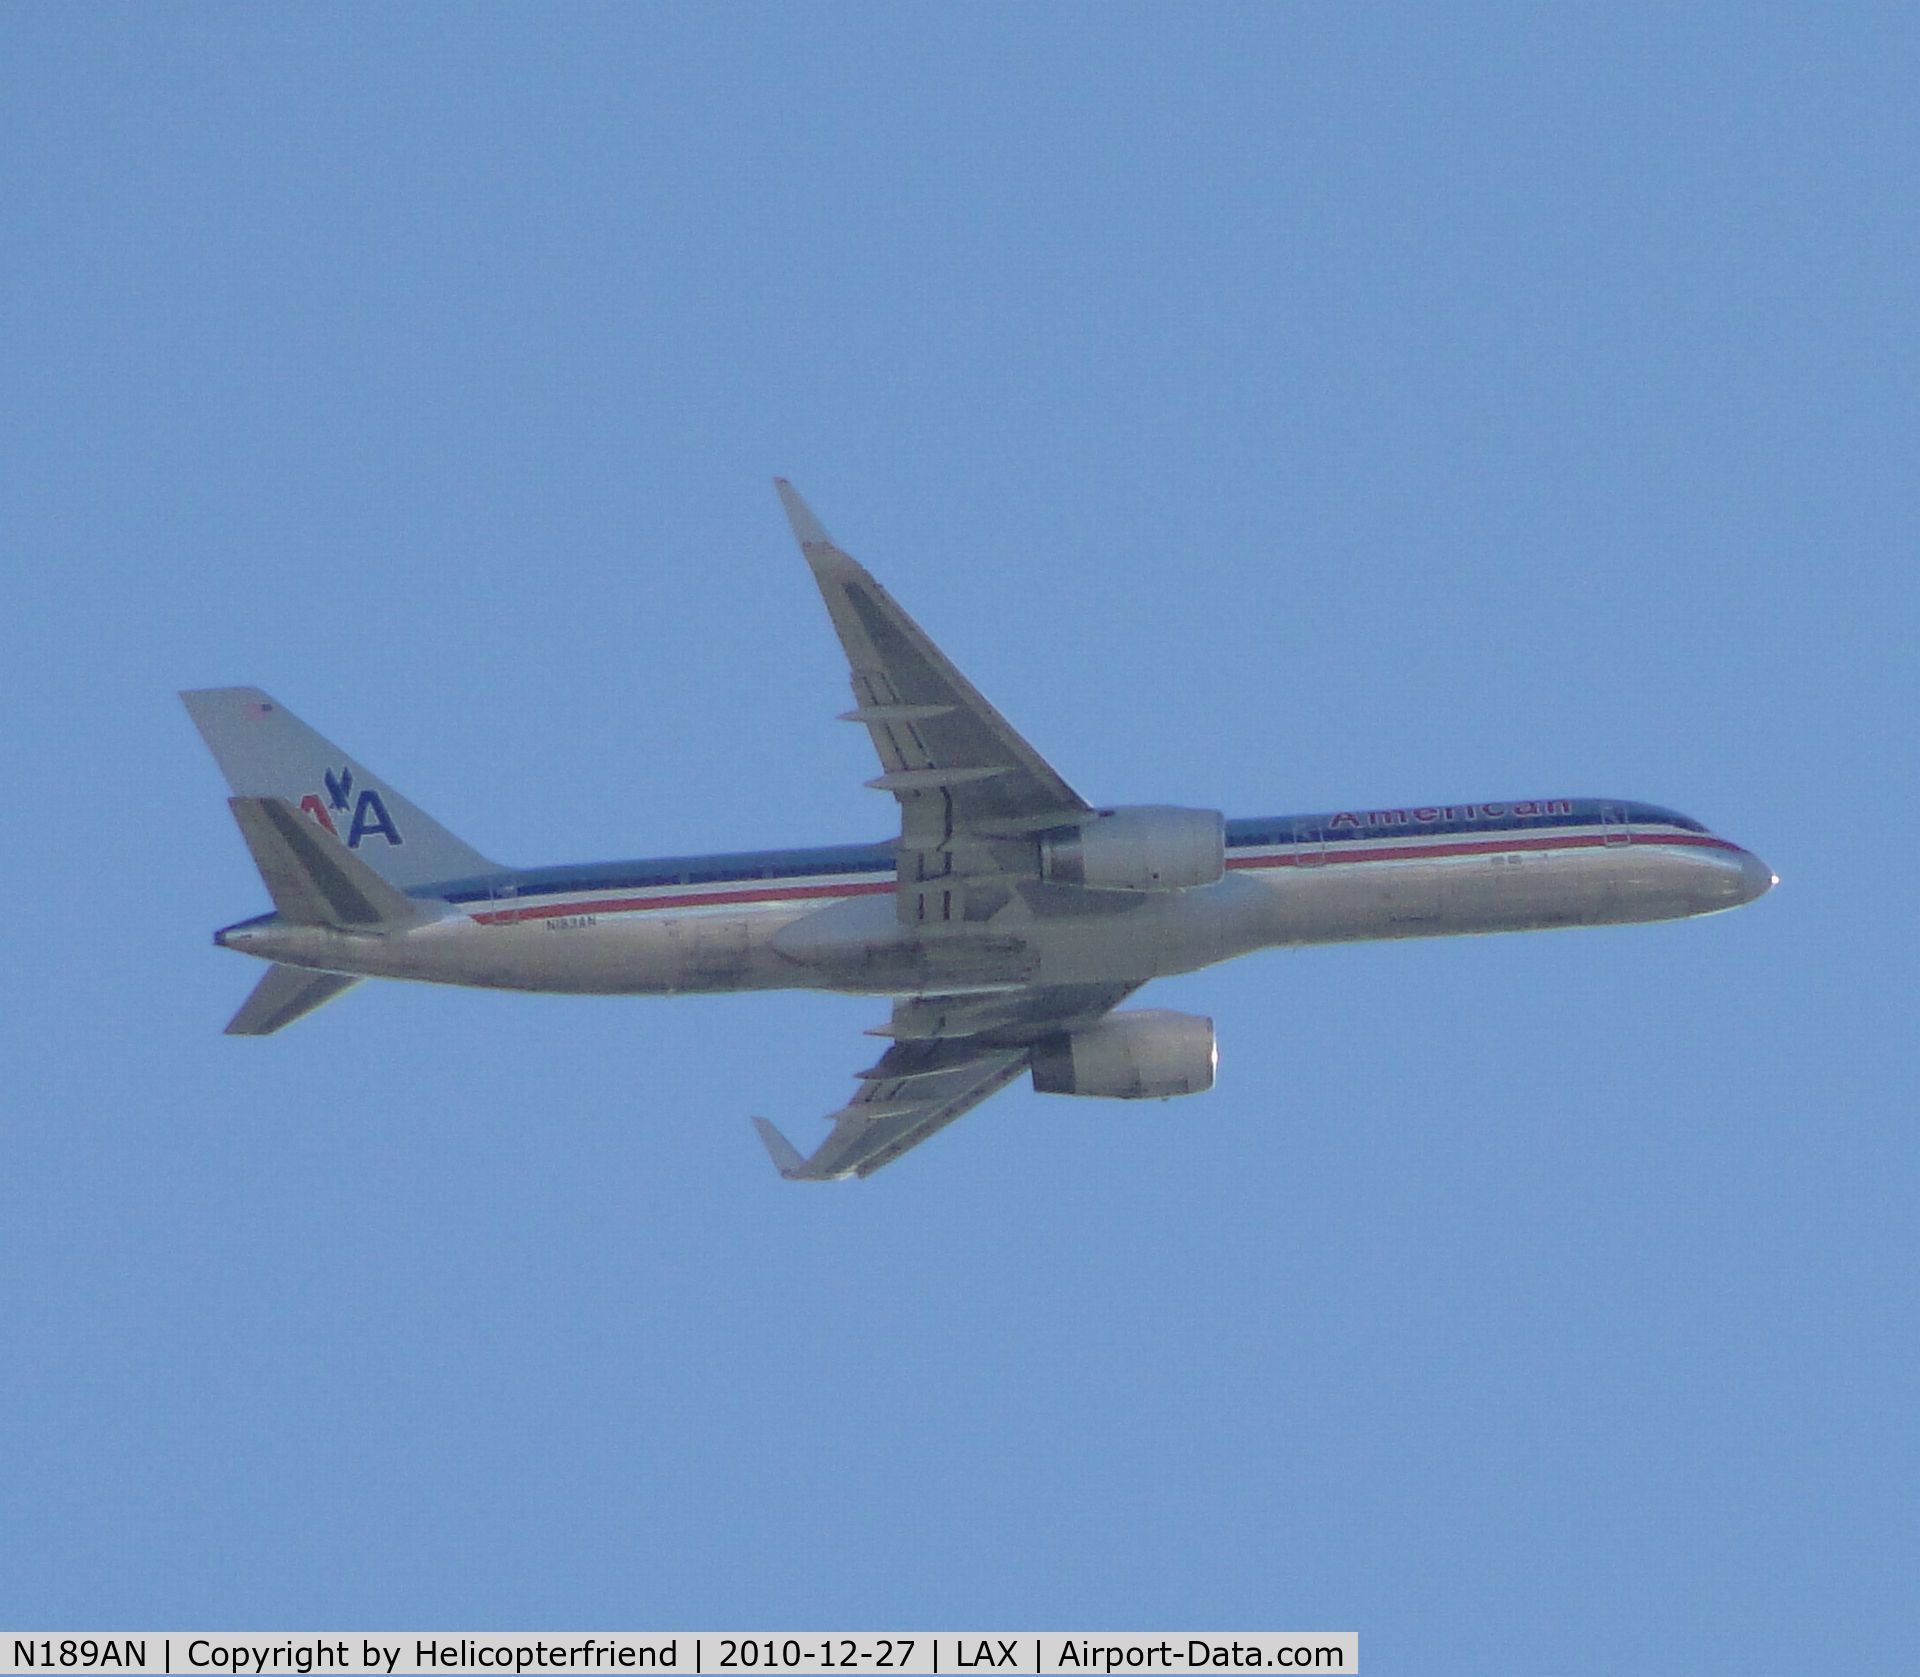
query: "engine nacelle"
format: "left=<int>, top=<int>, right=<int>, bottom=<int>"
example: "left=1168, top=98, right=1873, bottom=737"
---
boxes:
left=1038, top=805, right=1225, bottom=891
left=1030, top=1009, right=1217, bottom=1100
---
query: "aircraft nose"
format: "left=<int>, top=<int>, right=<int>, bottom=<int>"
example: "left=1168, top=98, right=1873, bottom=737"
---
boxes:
left=1735, top=848, right=1776, bottom=905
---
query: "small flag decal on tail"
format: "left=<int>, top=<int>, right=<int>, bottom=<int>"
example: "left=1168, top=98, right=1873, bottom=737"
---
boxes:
left=240, top=700, right=275, bottom=719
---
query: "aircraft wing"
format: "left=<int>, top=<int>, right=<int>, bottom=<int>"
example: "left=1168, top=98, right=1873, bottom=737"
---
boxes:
left=753, top=982, right=1141, bottom=1181
left=776, top=480, right=1092, bottom=925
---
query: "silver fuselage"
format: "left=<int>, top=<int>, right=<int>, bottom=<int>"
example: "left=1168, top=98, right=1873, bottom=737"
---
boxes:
left=219, top=799, right=1774, bottom=997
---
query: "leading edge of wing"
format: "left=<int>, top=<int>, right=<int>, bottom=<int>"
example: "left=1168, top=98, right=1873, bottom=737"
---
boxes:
left=750, top=981, right=1145, bottom=1182
left=753, top=1052, right=1031, bottom=1182
left=772, top=479, right=1091, bottom=828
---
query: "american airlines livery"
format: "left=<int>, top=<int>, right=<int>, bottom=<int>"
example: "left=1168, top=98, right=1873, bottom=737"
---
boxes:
left=186, top=481, right=1774, bottom=1180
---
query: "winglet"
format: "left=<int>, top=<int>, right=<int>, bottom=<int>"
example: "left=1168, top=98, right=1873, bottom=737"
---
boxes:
left=752, top=1116, right=809, bottom=1180
left=773, top=478, right=836, bottom=553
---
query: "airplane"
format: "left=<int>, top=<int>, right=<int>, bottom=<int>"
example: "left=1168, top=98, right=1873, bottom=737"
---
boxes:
left=184, top=480, right=1775, bottom=1180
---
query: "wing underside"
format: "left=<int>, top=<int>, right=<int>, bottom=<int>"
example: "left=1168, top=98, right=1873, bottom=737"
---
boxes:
left=754, top=982, right=1142, bottom=1180
left=760, top=484, right=1137, bottom=1180
left=775, top=479, right=1092, bottom=929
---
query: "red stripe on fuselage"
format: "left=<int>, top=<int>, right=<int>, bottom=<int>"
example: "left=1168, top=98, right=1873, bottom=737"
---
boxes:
left=464, top=828, right=1742, bottom=924
left=471, top=878, right=894, bottom=925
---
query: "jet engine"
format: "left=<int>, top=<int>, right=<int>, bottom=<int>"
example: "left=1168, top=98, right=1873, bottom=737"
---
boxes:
left=1038, top=805, right=1225, bottom=891
left=1030, top=1009, right=1217, bottom=1100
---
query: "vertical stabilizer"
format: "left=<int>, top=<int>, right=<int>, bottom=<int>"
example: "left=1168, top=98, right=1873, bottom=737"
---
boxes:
left=182, top=687, right=496, bottom=889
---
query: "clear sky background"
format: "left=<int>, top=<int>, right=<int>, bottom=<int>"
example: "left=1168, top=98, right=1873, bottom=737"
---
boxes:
left=2, top=7, right=1914, bottom=1671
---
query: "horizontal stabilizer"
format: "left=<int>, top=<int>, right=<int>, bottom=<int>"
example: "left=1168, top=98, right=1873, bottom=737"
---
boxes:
left=226, top=964, right=362, bottom=1035
left=228, top=796, right=427, bottom=929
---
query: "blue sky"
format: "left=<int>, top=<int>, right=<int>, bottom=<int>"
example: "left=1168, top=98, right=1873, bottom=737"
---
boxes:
left=2, top=6, right=1913, bottom=1671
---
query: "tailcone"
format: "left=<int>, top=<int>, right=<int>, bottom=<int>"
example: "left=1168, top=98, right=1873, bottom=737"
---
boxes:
left=213, top=914, right=340, bottom=966
left=215, top=915, right=276, bottom=954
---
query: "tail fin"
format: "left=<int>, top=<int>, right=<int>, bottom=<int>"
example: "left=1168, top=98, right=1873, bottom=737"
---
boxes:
left=182, top=687, right=496, bottom=890
left=227, top=796, right=428, bottom=928
left=225, top=965, right=363, bottom=1035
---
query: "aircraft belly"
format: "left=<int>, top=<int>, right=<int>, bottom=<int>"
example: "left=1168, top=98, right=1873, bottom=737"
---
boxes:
left=340, top=904, right=817, bottom=995
left=1259, top=844, right=1723, bottom=944
left=772, top=903, right=1037, bottom=995
left=1440, top=845, right=1719, bottom=930
left=383, top=912, right=679, bottom=992
left=668, top=908, right=816, bottom=993
left=1433, top=853, right=1602, bottom=933
left=1026, top=878, right=1280, bottom=985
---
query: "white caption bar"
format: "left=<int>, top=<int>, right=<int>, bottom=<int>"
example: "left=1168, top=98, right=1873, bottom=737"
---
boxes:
left=1, top=1634, right=1358, bottom=1676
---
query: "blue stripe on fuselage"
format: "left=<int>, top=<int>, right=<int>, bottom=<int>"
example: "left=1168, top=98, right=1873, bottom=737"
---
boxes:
left=432, top=839, right=898, bottom=905
left=421, top=799, right=1710, bottom=903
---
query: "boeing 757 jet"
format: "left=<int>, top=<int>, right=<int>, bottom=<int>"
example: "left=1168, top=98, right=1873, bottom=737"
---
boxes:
left=185, top=481, right=1773, bottom=1179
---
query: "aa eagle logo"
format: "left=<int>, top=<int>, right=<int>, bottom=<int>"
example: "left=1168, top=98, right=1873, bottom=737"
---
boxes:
left=298, top=766, right=403, bottom=849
